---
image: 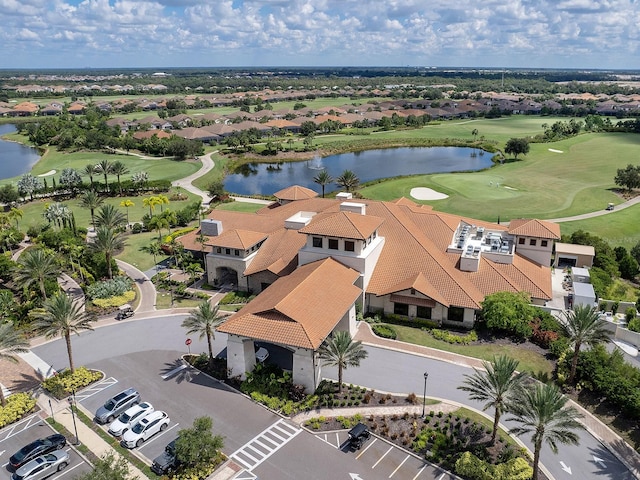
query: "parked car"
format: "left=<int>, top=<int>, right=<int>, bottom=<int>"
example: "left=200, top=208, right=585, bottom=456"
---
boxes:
left=108, top=402, right=154, bottom=437
left=121, top=411, right=170, bottom=448
left=116, top=304, right=134, bottom=320
left=255, top=346, right=269, bottom=363
left=95, top=387, right=140, bottom=424
left=9, top=435, right=67, bottom=470
left=347, top=423, right=371, bottom=451
left=12, top=449, right=70, bottom=480
left=151, top=439, right=178, bottom=475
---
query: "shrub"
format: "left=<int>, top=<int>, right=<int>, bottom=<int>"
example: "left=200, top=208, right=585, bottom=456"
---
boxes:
left=430, top=329, right=478, bottom=344
left=164, top=226, right=197, bottom=243
left=371, top=324, right=397, bottom=339
left=42, top=367, right=103, bottom=399
left=626, top=307, right=637, bottom=322
left=0, top=393, right=37, bottom=428
left=86, top=276, right=134, bottom=300
left=131, top=223, right=143, bottom=234
left=628, top=317, right=640, bottom=333
left=219, top=291, right=255, bottom=305
left=92, top=290, right=135, bottom=308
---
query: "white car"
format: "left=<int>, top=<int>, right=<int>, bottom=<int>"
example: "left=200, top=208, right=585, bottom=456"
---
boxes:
left=121, top=411, right=170, bottom=448
left=108, top=402, right=154, bottom=437
left=255, top=346, right=269, bottom=363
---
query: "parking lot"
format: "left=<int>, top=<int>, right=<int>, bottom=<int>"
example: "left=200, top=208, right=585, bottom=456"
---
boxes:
left=0, top=413, right=91, bottom=480
left=314, top=430, right=459, bottom=480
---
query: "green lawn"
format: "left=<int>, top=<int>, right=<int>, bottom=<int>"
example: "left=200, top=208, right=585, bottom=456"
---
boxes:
left=215, top=201, right=264, bottom=213
left=560, top=203, right=640, bottom=249
left=116, top=230, right=169, bottom=271
left=389, top=324, right=554, bottom=376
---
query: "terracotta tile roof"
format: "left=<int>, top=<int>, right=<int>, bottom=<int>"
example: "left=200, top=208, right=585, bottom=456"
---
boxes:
left=274, top=185, right=318, bottom=201
left=218, top=258, right=361, bottom=349
left=378, top=273, right=450, bottom=307
left=244, top=228, right=306, bottom=276
left=208, top=229, right=268, bottom=250
left=298, top=211, right=384, bottom=241
left=508, top=218, right=561, bottom=239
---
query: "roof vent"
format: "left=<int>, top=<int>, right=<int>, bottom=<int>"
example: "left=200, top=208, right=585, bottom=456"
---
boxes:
left=201, top=219, right=223, bottom=236
left=339, top=202, right=366, bottom=215
left=336, top=192, right=353, bottom=200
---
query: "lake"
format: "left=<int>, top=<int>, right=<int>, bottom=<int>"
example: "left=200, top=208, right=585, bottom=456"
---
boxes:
left=223, top=147, right=493, bottom=196
left=0, top=124, right=40, bottom=180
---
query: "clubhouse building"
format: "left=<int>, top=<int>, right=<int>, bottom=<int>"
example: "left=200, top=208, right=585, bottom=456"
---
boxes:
left=178, top=186, right=560, bottom=391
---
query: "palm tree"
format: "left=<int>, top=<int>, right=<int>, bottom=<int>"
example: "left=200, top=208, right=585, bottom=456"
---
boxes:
left=83, top=164, right=97, bottom=188
left=149, top=215, right=170, bottom=240
left=143, top=196, right=160, bottom=216
left=507, top=383, right=585, bottom=480
left=181, top=302, right=226, bottom=368
left=336, top=169, right=360, bottom=193
left=318, top=331, right=368, bottom=393
left=8, top=207, right=23, bottom=229
left=95, top=159, right=114, bottom=193
left=184, top=262, right=204, bottom=285
left=141, top=240, right=163, bottom=271
left=79, top=190, right=104, bottom=230
left=457, top=355, right=529, bottom=445
left=110, top=161, right=130, bottom=195
left=313, top=169, right=334, bottom=198
left=43, top=203, right=72, bottom=230
left=14, top=248, right=59, bottom=299
left=95, top=204, right=127, bottom=230
left=0, top=323, right=29, bottom=406
left=32, top=293, right=95, bottom=373
left=561, top=304, right=612, bottom=385
left=88, top=227, right=126, bottom=279
left=156, top=194, right=170, bottom=212
left=119, top=199, right=134, bottom=227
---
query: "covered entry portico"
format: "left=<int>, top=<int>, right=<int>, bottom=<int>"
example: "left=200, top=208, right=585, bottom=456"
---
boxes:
left=217, top=257, right=362, bottom=392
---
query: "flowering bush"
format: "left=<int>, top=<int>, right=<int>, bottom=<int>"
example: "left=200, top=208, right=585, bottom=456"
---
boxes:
left=92, top=290, right=135, bottom=308
left=0, top=393, right=37, bottom=428
left=42, top=367, right=103, bottom=399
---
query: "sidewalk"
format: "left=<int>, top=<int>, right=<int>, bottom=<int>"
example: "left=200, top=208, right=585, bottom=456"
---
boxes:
left=35, top=390, right=147, bottom=479
left=355, top=322, right=640, bottom=479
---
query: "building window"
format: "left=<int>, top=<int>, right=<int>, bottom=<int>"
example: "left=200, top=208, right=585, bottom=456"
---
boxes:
left=529, top=239, right=537, bottom=246
left=225, top=248, right=231, bottom=255
left=394, top=303, right=409, bottom=316
left=234, top=249, right=240, bottom=256
left=410, top=288, right=416, bottom=295
left=328, top=238, right=339, bottom=250
left=312, top=237, right=322, bottom=248
left=448, top=307, right=465, bottom=322
left=416, top=306, right=432, bottom=319
left=216, top=247, right=221, bottom=253
left=518, top=238, right=525, bottom=245
left=541, top=240, right=548, bottom=247
left=345, top=240, right=355, bottom=252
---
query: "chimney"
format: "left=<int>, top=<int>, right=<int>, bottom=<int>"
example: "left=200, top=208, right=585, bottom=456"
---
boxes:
left=201, top=219, right=223, bottom=236
left=340, top=202, right=366, bottom=215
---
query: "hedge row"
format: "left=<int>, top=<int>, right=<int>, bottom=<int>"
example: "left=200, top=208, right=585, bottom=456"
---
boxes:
left=42, top=367, right=103, bottom=399
left=0, top=393, right=37, bottom=428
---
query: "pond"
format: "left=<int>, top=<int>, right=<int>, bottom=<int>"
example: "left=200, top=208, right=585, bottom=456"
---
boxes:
left=0, top=124, right=40, bottom=181
left=223, top=147, right=492, bottom=196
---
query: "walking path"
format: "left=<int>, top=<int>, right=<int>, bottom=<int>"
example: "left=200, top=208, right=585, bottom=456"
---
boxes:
left=549, top=193, right=640, bottom=223
left=172, top=151, right=216, bottom=204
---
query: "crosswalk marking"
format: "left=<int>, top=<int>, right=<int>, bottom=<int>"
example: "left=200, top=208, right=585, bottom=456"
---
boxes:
left=229, top=418, right=302, bottom=471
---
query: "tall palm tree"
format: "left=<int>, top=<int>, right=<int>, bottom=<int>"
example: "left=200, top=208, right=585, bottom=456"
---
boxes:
left=561, top=304, right=612, bottom=384
left=143, top=196, right=160, bottom=216
left=83, top=164, right=97, bottom=188
left=336, top=169, right=360, bottom=192
left=79, top=190, right=104, bottom=229
left=88, top=227, right=126, bottom=279
left=318, top=331, right=368, bottom=393
left=32, top=293, right=95, bottom=373
left=95, top=204, right=127, bottom=230
left=14, top=248, right=59, bottom=299
left=0, top=323, right=29, bottom=406
left=8, top=207, right=23, bottom=229
left=149, top=215, right=170, bottom=240
left=313, top=169, right=334, bottom=198
left=141, top=240, right=163, bottom=271
left=95, top=159, right=114, bottom=193
left=181, top=302, right=226, bottom=368
left=507, top=383, right=585, bottom=480
left=457, top=355, right=529, bottom=445
left=110, top=161, right=130, bottom=196
left=156, top=194, right=170, bottom=212
left=119, top=199, right=134, bottom=227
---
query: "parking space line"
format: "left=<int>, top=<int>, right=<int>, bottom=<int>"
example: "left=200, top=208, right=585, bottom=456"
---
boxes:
left=355, top=438, right=377, bottom=459
left=335, top=432, right=340, bottom=447
left=389, top=454, right=410, bottom=477
left=372, top=446, right=393, bottom=469
left=137, top=423, right=179, bottom=449
left=412, top=465, right=427, bottom=480
left=0, top=413, right=43, bottom=442
left=52, top=461, right=85, bottom=479
left=74, top=377, right=118, bottom=402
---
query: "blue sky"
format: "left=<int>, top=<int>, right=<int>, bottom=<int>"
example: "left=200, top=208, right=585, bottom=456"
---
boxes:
left=1, top=0, right=639, bottom=70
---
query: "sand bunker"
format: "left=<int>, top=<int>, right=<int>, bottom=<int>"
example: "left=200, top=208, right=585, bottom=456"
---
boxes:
left=548, top=149, right=563, bottom=153
left=410, top=187, right=449, bottom=200
left=38, top=170, right=56, bottom=177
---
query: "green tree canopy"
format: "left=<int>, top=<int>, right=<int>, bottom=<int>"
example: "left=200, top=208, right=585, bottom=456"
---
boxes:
left=480, top=291, right=535, bottom=338
left=504, top=137, right=530, bottom=159
left=318, top=330, right=368, bottom=392
left=175, top=416, right=224, bottom=470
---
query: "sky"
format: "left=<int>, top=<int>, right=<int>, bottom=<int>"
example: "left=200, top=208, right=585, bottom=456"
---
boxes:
left=1, top=0, right=639, bottom=70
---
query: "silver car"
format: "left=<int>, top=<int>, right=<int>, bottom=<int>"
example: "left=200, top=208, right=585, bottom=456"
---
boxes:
left=95, top=387, right=140, bottom=424
left=12, top=449, right=69, bottom=480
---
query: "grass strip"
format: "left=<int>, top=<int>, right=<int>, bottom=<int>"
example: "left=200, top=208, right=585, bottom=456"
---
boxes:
left=453, top=407, right=522, bottom=451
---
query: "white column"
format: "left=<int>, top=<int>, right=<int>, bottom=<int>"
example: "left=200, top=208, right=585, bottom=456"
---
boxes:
left=226, top=336, right=256, bottom=380
left=292, top=348, right=317, bottom=393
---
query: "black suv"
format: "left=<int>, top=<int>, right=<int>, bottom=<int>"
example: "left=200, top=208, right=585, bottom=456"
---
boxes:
left=95, top=387, right=140, bottom=424
left=151, top=439, right=178, bottom=475
left=9, top=434, right=67, bottom=470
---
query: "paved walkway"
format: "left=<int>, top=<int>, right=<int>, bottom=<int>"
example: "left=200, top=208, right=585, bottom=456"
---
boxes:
left=116, top=260, right=157, bottom=313
left=549, top=193, right=640, bottom=223
left=355, top=322, right=640, bottom=479
left=172, top=151, right=216, bottom=204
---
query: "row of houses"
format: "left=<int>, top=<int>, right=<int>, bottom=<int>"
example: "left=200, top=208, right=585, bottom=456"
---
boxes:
left=177, top=186, right=564, bottom=391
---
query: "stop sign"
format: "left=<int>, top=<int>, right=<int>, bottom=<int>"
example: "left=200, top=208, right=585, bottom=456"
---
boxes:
left=185, top=338, right=192, bottom=346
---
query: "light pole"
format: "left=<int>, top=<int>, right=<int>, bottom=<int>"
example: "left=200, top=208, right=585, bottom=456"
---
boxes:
left=69, top=389, right=79, bottom=445
left=422, top=372, right=429, bottom=417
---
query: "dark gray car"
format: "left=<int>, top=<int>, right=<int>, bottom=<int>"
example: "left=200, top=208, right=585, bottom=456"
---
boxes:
left=151, top=439, right=178, bottom=475
left=95, top=387, right=140, bottom=424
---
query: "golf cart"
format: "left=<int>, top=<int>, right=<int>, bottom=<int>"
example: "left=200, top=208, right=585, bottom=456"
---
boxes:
left=347, top=423, right=371, bottom=451
left=116, top=304, right=134, bottom=320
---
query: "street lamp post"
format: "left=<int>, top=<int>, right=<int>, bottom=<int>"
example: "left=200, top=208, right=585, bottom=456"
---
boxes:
left=422, top=372, right=429, bottom=417
left=69, top=389, right=79, bottom=445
